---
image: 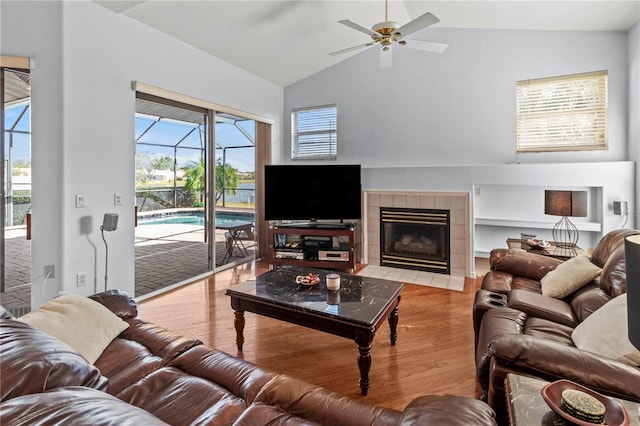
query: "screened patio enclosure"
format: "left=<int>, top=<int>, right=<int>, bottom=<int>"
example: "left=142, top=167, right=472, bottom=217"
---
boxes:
left=134, top=95, right=257, bottom=297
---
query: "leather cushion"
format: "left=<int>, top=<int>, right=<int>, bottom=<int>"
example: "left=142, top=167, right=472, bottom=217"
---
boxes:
left=399, top=395, right=497, bottom=426
left=95, top=319, right=202, bottom=395
left=116, top=366, right=251, bottom=425
left=523, top=317, right=574, bottom=346
left=90, top=289, right=138, bottom=319
left=507, top=289, right=578, bottom=327
left=490, top=249, right=562, bottom=281
left=0, top=319, right=108, bottom=402
left=254, top=375, right=401, bottom=426
left=599, top=245, right=627, bottom=298
left=590, top=229, right=638, bottom=268
left=169, top=345, right=275, bottom=406
left=0, top=386, right=169, bottom=426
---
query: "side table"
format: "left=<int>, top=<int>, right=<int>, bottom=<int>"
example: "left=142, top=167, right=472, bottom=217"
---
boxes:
left=506, top=238, right=587, bottom=260
left=505, top=374, right=640, bottom=426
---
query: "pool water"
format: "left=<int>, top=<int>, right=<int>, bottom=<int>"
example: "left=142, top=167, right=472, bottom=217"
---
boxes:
left=139, top=211, right=254, bottom=226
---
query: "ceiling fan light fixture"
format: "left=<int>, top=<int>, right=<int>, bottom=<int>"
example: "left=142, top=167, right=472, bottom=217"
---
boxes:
left=372, top=21, right=399, bottom=35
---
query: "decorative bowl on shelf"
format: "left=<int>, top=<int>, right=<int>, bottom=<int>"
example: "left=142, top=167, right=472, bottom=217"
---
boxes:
left=295, top=274, right=320, bottom=286
left=541, top=379, right=629, bottom=426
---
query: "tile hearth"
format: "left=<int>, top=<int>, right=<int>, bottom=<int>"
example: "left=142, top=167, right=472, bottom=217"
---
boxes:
left=358, top=265, right=465, bottom=291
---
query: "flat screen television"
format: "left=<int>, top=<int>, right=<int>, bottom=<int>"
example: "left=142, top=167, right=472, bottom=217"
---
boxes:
left=265, top=164, right=361, bottom=222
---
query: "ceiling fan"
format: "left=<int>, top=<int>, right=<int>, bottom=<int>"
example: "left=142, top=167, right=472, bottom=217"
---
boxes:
left=330, top=0, right=448, bottom=68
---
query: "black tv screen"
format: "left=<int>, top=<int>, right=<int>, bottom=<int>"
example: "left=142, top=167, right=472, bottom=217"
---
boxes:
left=265, top=164, right=362, bottom=221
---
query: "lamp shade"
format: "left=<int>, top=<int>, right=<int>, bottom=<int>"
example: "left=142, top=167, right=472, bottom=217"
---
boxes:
left=626, top=234, right=640, bottom=350
left=545, top=190, right=588, bottom=217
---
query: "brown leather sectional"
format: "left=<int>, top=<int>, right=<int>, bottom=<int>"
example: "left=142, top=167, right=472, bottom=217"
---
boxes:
left=0, top=290, right=497, bottom=425
left=474, top=229, right=640, bottom=424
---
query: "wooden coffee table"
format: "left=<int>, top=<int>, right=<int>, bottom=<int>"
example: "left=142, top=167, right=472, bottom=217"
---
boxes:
left=225, top=266, right=403, bottom=396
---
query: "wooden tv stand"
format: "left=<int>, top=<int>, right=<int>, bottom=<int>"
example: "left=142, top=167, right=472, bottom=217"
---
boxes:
left=268, top=223, right=357, bottom=271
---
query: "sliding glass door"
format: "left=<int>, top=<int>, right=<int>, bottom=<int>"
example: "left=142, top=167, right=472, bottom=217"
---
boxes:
left=1, top=65, right=32, bottom=315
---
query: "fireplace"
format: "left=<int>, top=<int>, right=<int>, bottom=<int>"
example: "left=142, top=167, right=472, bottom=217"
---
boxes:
left=380, top=208, right=450, bottom=274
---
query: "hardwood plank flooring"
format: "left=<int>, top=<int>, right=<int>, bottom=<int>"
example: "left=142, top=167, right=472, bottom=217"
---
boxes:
left=137, top=261, right=485, bottom=412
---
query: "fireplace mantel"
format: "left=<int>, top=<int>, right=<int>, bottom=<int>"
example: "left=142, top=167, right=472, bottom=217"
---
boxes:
left=362, top=190, right=472, bottom=278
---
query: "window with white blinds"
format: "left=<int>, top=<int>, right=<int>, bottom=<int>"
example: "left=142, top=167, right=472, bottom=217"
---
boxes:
left=291, top=105, right=337, bottom=160
left=516, top=71, right=608, bottom=153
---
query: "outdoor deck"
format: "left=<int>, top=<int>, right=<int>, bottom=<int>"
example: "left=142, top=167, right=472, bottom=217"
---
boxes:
left=1, top=223, right=256, bottom=316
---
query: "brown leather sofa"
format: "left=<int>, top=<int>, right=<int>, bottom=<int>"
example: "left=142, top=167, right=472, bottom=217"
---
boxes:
left=0, top=290, right=497, bottom=425
left=473, top=229, right=640, bottom=424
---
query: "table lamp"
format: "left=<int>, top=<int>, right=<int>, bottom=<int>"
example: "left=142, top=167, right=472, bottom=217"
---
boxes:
left=626, top=234, right=640, bottom=350
left=544, top=190, right=587, bottom=252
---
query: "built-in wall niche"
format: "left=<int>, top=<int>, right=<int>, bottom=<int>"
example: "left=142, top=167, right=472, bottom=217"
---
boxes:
left=473, top=184, right=603, bottom=257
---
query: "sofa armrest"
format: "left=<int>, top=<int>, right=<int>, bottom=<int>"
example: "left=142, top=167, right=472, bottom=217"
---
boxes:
left=490, top=249, right=562, bottom=281
left=476, top=308, right=527, bottom=391
left=489, top=334, right=640, bottom=401
left=507, top=289, right=578, bottom=327
left=399, top=395, right=497, bottom=425
left=90, top=290, right=137, bottom=319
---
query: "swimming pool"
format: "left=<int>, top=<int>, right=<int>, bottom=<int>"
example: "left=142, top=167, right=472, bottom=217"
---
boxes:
left=139, top=211, right=254, bottom=226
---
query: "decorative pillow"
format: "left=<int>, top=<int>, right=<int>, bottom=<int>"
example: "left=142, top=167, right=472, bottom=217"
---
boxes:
left=18, top=293, right=129, bottom=363
left=541, top=255, right=602, bottom=299
left=571, top=294, right=640, bottom=366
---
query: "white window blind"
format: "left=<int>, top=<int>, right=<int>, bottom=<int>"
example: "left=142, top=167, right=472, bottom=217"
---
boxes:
left=516, top=71, right=608, bottom=153
left=291, top=105, right=337, bottom=160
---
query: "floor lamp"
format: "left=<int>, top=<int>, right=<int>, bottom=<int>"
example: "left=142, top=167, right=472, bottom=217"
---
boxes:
left=100, top=213, right=119, bottom=291
left=626, top=234, right=640, bottom=350
left=544, top=190, right=587, bottom=253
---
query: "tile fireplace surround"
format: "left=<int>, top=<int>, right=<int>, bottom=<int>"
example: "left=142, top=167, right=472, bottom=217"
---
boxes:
left=363, top=191, right=472, bottom=278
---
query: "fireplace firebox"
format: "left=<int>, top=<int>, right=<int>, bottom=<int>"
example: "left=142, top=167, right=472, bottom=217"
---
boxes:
left=380, top=208, right=450, bottom=274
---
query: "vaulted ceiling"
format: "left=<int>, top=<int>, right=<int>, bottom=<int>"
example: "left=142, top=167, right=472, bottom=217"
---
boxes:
left=95, top=1, right=640, bottom=87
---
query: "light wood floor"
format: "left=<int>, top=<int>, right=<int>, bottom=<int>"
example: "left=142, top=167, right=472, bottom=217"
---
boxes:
left=137, top=260, right=487, bottom=412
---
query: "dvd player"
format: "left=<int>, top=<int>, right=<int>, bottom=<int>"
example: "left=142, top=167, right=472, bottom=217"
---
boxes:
left=318, top=250, right=349, bottom=262
left=275, top=251, right=304, bottom=260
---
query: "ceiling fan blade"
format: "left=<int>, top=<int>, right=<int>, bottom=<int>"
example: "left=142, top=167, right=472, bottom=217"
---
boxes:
left=329, top=43, right=375, bottom=56
left=400, top=39, right=448, bottom=53
left=338, top=19, right=381, bottom=38
left=393, top=12, right=439, bottom=38
left=380, top=47, right=392, bottom=68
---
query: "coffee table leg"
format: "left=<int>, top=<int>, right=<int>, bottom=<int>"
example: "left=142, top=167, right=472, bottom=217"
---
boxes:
left=233, top=310, right=245, bottom=352
left=388, top=303, right=399, bottom=346
left=356, top=335, right=373, bottom=396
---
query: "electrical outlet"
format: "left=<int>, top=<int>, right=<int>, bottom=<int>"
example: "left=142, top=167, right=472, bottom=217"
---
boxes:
left=114, top=193, right=122, bottom=206
left=76, top=272, right=87, bottom=287
left=44, top=264, right=55, bottom=279
left=75, top=194, right=85, bottom=208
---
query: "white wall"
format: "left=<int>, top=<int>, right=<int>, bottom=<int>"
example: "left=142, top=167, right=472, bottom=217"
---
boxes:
left=284, top=28, right=629, bottom=166
left=629, top=22, right=640, bottom=223
left=1, top=0, right=283, bottom=306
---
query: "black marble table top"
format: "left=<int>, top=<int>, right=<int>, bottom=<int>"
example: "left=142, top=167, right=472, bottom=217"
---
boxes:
left=225, top=266, right=404, bottom=327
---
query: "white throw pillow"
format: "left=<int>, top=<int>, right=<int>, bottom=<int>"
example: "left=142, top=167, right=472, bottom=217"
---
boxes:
left=571, top=294, right=640, bottom=366
left=19, top=293, right=129, bottom=363
left=540, top=255, right=602, bottom=299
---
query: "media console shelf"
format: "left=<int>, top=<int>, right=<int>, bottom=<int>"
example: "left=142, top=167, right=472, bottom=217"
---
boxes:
left=268, top=224, right=357, bottom=271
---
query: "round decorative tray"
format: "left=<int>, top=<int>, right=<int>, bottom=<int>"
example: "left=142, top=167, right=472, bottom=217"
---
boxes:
left=541, top=380, right=629, bottom=426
